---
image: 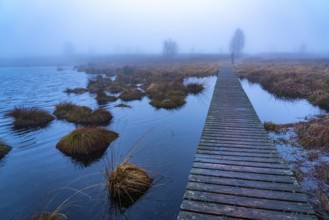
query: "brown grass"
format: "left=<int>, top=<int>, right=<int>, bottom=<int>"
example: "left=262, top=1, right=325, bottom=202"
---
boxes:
left=294, top=115, right=329, bottom=151
left=186, top=82, right=205, bottom=95
left=119, top=88, right=144, bottom=101
left=0, top=141, right=12, bottom=160
left=30, top=212, right=66, bottom=220
left=107, top=162, right=152, bottom=208
left=95, top=90, right=118, bottom=105
left=64, top=88, right=88, bottom=94
left=56, top=127, right=118, bottom=156
left=6, top=107, right=54, bottom=129
left=149, top=97, right=186, bottom=109
left=235, top=59, right=329, bottom=110
left=263, top=121, right=281, bottom=133
left=54, top=102, right=113, bottom=126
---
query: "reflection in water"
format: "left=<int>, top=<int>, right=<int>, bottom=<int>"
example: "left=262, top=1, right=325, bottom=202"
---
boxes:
left=240, top=79, right=326, bottom=124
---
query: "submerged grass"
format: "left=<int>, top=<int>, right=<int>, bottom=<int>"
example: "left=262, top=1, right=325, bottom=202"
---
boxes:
left=54, top=102, right=113, bottom=126
left=56, top=127, right=118, bottom=156
left=6, top=107, right=54, bottom=129
left=30, top=212, right=66, bottom=220
left=0, top=141, right=12, bottom=160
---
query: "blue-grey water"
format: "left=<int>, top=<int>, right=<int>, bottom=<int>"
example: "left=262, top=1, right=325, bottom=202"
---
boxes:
left=240, top=79, right=326, bottom=124
left=0, top=66, right=216, bottom=219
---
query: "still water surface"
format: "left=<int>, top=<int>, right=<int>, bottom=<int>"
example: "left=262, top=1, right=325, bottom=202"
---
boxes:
left=0, top=66, right=216, bottom=219
left=240, top=79, right=326, bottom=124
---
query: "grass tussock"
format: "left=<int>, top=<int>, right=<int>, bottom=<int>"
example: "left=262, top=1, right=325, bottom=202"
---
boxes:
left=96, top=90, right=118, bottom=105
left=0, top=141, right=12, bottom=160
left=149, top=97, right=186, bottom=109
left=6, top=107, right=54, bottom=129
left=294, top=115, right=329, bottom=151
left=107, top=162, right=152, bottom=208
left=263, top=121, right=281, bottom=133
left=119, top=88, right=144, bottom=101
left=30, top=212, right=66, bottom=220
left=56, top=127, right=118, bottom=156
left=235, top=59, right=329, bottom=110
left=115, top=103, right=131, bottom=108
left=54, top=102, right=113, bottom=126
left=64, top=88, right=88, bottom=94
left=186, top=82, right=205, bottom=95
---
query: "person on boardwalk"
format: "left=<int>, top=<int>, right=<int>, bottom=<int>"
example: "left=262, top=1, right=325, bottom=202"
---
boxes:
left=231, top=52, right=234, bottom=65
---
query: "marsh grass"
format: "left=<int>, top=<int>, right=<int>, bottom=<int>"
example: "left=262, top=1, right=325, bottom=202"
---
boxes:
left=186, top=82, right=205, bottom=95
left=115, top=103, right=132, bottom=108
left=56, top=127, right=118, bottom=157
left=236, top=59, right=329, bottom=110
left=119, top=88, right=144, bottom=101
left=6, top=107, right=54, bottom=129
left=263, top=121, right=281, bottom=133
left=149, top=97, right=186, bottom=109
left=295, top=115, right=329, bottom=151
left=64, top=88, right=88, bottom=94
left=54, top=102, right=113, bottom=126
left=107, top=162, right=152, bottom=208
left=95, top=90, right=118, bottom=105
left=0, top=141, right=12, bottom=159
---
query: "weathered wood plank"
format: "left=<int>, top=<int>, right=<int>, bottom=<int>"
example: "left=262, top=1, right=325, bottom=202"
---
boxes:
left=181, top=200, right=317, bottom=220
left=186, top=182, right=308, bottom=202
left=193, top=161, right=293, bottom=175
left=189, top=174, right=302, bottom=192
left=191, top=168, right=296, bottom=183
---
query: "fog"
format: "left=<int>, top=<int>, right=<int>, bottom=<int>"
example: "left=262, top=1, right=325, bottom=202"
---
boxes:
left=0, top=0, right=329, bottom=57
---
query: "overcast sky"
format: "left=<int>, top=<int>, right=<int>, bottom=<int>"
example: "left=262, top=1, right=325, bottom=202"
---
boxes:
left=0, top=0, right=328, bottom=57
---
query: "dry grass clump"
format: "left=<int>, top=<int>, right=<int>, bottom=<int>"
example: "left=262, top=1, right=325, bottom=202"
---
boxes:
left=236, top=59, right=329, bottom=110
left=87, top=75, right=113, bottom=94
left=64, top=88, right=88, bottom=94
left=115, top=103, right=131, bottom=108
left=0, top=141, right=12, bottom=160
left=95, top=90, right=118, bottom=105
left=107, top=162, right=152, bottom=208
left=56, top=127, right=118, bottom=156
left=119, top=88, right=144, bottom=101
left=6, top=107, right=54, bottom=129
left=186, top=82, right=205, bottom=95
left=30, top=212, right=66, bottom=220
left=54, top=102, right=113, bottom=126
left=295, top=115, right=329, bottom=151
left=263, top=121, right=281, bottom=133
left=149, top=97, right=186, bottom=109
left=314, top=162, right=329, bottom=184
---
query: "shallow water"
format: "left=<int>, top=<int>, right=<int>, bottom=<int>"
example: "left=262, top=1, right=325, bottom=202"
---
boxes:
left=240, top=79, right=326, bottom=124
left=0, top=66, right=217, bottom=219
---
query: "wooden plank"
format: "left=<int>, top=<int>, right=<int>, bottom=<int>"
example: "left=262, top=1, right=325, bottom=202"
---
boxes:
left=194, top=156, right=288, bottom=169
left=191, top=168, right=296, bottom=183
left=196, top=149, right=279, bottom=158
left=184, top=190, right=314, bottom=214
left=198, top=145, right=278, bottom=154
left=189, top=174, right=302, bottom=192
left=181, top=200, right=317, bottom=220
left=177, top=211, right=237, bottom=220
left=193, top=162, right=293, bottom=176
left=186, top=182, right=308, bottom=202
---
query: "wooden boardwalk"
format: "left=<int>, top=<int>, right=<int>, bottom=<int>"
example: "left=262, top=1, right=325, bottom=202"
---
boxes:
left=178, top=66, right=317, bottom=220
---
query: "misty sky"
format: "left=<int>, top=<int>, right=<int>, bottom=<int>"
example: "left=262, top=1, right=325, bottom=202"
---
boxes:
left=0, top=0, right=328, bottom=57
